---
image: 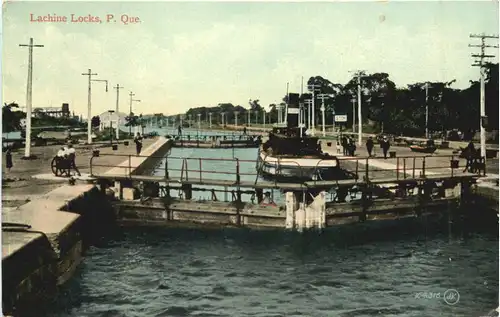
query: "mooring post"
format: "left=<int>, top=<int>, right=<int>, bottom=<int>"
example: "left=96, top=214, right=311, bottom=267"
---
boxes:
left=285, top=191, right=298, bottom=229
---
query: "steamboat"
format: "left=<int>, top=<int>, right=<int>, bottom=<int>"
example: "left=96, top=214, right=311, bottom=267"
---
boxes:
left=257, top=93, right=353, bottom=181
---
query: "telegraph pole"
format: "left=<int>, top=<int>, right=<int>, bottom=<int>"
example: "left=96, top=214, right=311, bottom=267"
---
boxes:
left=19, top=38, right=44, bottom=159
left=317, top=94, right=331, bottom=137
left=209, top=112, right=212, bottom=129
left=470, top=33, right=499, bottom=158
left=114, top=84, right=124, bottom=140
left=307, top=83, right=321, bottom=136
left=128, top=92, right=141, bottom=136
left=351, top=98, right=356, bottom=133
left=350, top=70, right=366, bottom=146
left=424, top=82, right=429, bottom=139
left=263, top=110, right=266, bottom=129
left=234, top=111, right=239, bottom=127
left=82, top=69, right=108, bottom=144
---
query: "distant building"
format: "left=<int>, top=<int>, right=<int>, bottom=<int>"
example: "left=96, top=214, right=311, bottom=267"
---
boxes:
left=98, top=111, right=128, bottom=128
left=33, top=103, right=70, bottom=118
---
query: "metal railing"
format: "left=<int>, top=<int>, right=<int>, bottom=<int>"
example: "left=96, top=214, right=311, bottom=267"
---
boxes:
left=89, top=152, right=484, bottom=186
left=336, top=154, right=486, bottom=181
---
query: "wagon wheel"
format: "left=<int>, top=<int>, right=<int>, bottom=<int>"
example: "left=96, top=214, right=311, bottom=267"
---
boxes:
left=51, top=157, right=59, bottom=176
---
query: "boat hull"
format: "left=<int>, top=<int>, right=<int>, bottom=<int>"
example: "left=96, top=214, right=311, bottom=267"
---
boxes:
left=409, top=145, right=437, bottom=154
left=257, top=152, right=348, bottom=181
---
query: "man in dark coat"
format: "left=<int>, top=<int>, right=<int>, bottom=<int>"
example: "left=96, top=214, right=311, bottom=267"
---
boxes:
left=380, top=136, right=390, bottom=159
left=366, top=137, right=374, bottom=157
left=134, top=132, right=143, bottom=156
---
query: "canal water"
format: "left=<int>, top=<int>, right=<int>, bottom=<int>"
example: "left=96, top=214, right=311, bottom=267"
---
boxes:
left=43, top=131, right=498, bottom=317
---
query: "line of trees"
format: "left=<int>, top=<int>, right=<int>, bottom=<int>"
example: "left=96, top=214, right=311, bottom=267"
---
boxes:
left=180, top=63, right=498, bottom=139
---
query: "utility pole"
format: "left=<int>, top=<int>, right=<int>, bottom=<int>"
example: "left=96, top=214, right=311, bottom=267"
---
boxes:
left=114, top=84, right=124, bottom=140
left=197, top=113, right=201, bottom=130
left=247, top=110, right=251, bottom=126
left=209, top=112, right=212, bottom=129
left=221, top=112, right=225, bottom=127
left=263, top=110, right=266, bottom=129
left=470, top=33, right=499, bottom=158
left=317, top=94, right=331, bottom=137
left=307, top=83, right=321, bottom=136
left=128, top=92, right=141, bottom=136
left=19, top=38, right=44, bottom=159
left=82, top=69, right=108, bottom=145
left=234, top=111, right=239, bottom=127
left=424, top=82, right=430, bottom=139
left=254, top=110, right=258, bottom=125
left=351, top=98, right=356, bottom=133
left=350, top=70, right=366, bottom=146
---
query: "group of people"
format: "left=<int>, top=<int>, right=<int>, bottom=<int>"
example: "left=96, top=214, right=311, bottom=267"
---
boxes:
left=340, top=135, right=357, bottom=156
left=56, top=144, right=81, bottom=177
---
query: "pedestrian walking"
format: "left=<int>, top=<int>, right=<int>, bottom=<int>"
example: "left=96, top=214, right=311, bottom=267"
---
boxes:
left=463, top=141, right=476, bottom=173
left=5, top=147, right=13, bottom=172
left=66, top=144, right=81, bottom=176
left=366, top=137, right=374, bottom=157
left=380, top=136, right=391, bottom=159
left=178, top=125, right=182, bottom=137
left=134, top=132, right=143, bottom=156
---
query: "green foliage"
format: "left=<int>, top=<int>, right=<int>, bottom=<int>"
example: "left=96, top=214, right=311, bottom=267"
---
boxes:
left=91, top=116, right=100, bottom=128
left=2, top=102, right=23, bottom=133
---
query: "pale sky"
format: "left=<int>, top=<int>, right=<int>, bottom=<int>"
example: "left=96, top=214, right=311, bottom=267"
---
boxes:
left=2, top=1, right=499, bottom=118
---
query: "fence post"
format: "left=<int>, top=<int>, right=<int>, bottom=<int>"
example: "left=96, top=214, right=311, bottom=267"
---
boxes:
left=396, top=157, right=400, bottom=180
left=412, top=157, right=416, bottom=179
left=451, top=155, right=454, bottom=178
left=165, top=157, right=169, bottom=179
left=403, top=158, right=406, bottom=179
left=236, top=158, right=240, bottom=184
left=422, top=157, right=426, bottom=178
left=199, top=158, right=202, bottom=181
left=365, top=158, right=369, bottom=182
left=355, top=160, right=359, bottom=180
left=128, top=155, right=131, bottom=177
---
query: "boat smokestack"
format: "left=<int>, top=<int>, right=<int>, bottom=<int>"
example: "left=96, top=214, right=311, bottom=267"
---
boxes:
left=286, top=93, right=300, bottom=129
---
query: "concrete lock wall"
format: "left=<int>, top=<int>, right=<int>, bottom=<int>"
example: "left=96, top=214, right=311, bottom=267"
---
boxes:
left=2, top=137, right=172, bottom=316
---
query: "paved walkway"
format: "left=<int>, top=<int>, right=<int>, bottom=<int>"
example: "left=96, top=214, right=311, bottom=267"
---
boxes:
left=323, top=143, right=499, bottom=180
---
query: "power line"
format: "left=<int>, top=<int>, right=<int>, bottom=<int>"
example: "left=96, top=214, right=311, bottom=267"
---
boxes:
left=469, top=33, right=499, bottom=158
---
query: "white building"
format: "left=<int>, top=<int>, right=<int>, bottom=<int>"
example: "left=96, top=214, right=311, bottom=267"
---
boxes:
left=98, top=111, right=128, bottom=130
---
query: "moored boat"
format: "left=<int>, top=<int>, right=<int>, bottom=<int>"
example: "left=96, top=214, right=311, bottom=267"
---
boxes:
left=256, top=93, right=353, bottom=182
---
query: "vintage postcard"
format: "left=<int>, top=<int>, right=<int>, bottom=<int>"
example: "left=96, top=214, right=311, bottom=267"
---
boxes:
left=1, top=1, right=499, bottom=316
